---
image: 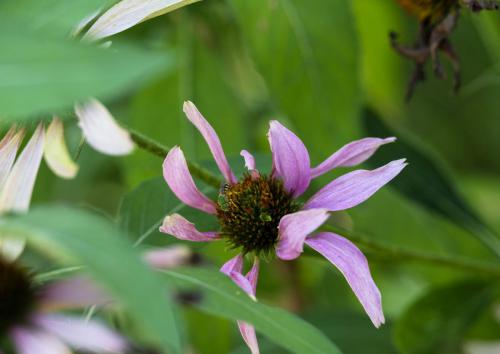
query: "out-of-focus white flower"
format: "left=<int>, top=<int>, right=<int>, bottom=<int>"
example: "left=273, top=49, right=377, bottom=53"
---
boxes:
left=75, top=99, right=135, bottom=156
left=44, top=118, right=79, bottom=179
left=85, top=0, right=200, bottom=40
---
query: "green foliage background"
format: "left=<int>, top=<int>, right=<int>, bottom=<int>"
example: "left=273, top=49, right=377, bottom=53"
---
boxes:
left=2, top=0, right=500, bottom=353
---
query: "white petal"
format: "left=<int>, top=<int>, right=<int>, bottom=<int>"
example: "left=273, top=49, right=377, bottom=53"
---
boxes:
left=44, top=118, right=78, bottom=179
left=0, top=124, right=45, bottom=213
left=0, top=237, right=26, bottom=261
left=75, top=99, right=134, bottom=156
left=11, top=327, right=71, bottom=354
left=36, top=314, right=128, bottom=353
left=85, top=0, right=198, bottom=40
left=0, top=127, right=24, bottom=190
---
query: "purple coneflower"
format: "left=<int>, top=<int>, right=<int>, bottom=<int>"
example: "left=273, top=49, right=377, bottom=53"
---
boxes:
left=161, top=101, right=407, bottom=354
left=0, top=255, right=127, bottom=354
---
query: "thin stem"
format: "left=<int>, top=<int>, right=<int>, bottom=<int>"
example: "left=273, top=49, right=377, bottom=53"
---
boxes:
left=129, top=130, right=223, bottom=189
left=322, top=225, right=500, bottom=278
left=129, top=128, right=500, bottom=277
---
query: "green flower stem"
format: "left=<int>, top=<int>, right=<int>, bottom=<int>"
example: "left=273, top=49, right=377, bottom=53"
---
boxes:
left=129, top=129, right=500, bottom=277
left=129, top=130, right=223, bottom=189
left=322, top=225, right=500, bottom=278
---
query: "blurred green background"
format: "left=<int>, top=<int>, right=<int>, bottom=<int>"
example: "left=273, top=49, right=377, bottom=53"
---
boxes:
left=2, top=0, right=500, bottom=353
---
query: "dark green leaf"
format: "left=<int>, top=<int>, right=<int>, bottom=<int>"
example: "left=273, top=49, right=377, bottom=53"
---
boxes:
left=362, top=109, right=500, bottom=257
left=230, top=0, right=361, bottom=157
left=163, top=267, right=343, bottom=354
left=394, top=280, right=495, bottom=354
left=0, top=206, right=182, bottom=353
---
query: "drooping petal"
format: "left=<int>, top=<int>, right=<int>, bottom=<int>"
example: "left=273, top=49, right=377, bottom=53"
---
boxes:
left=220, top=254, right=244, bottom=275
left=163, top=146, right=217, bottom=214
left=75, top=99, right=134, bottom=156
left=160, top=213, right=219, bottom=242
left=43, top=118, right=78, bottom=179
left=276, top=209, right=330, bottom=260
left=183, top=101, right=236, bottom=184
left=304, top=159, right=407, bottom=211
left=0, top=124, right=45, bottom=213
left=84, top=0, right=197, bottom=41
left=311, top=137, right=396, bottom=178
left=267, top=121, right=311, bottom=197
left=225, top=258, right=260, bottom=354
left=35, top=314, right=128, bottom=353
left=10, top=327, right=71, bottom=354
left=240, top=150, right=256, bottom=170
left=40, top=276, right=111, bottom=310
left=305, top=232, right=385, bottom=327
left=143, top=245, right=195, bottom=268
left=0, top=127, right=24, bottom=189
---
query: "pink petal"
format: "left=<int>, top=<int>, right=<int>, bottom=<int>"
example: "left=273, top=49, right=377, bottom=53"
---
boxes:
left=183, top=101, right=236, bottom=184
left=267, top=121, right=311, bottom=197
left=163, top=146, right=217, bottom=214
left=40, top=276, right=111, bottom=310
left=11, top=327, right=71, bottom=354
left=143, top=245, right=194, bottom=268
left=75, top=99, right=134, bottom=156
left=0, top=127, right=24, bottom=189
left=221, top=257, right=261, bottom=354
left=311, top=137, right=396, bottom=178
left=240, top=150, right=256, bottom=170
left=237, top=321, right=260, bottom=354
left=305, top=232, right=385, bottom=327
left=304, top=159, right=407, bottom=211
left=220, top=254, right=244, bottom=275
left=35, top=314, right=128, bottom=352
left=159, top=213, right=219, bottom=242
left=276, top=209, right=330, bottom=260
left=0, top=124, right=45, bottom=213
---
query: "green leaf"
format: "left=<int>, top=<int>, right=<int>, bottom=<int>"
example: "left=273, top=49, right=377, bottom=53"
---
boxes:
left=230, top=0, right=361, bottom=156
left=362, top=109, right=500, bottom=258
left=162, top=267, right=343, bottom=354
left=0, top=31, right=170, bottom=120
left=394, top=281, right=495, bottom=354
left=0, top=205, right=182, bottom=353
left=0, top=0, right=110, bottom=36
left=118, top=176, right=216, bottom=245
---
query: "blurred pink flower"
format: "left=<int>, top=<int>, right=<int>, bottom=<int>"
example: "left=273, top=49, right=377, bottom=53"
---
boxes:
left=161, top=101, right=407, bottom=353
left=0, top=256, right=127, bottom=354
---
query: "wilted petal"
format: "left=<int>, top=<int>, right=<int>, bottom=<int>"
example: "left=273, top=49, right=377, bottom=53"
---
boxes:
left=11, top=327, right=71, bottom=354
left=183, top=101, right=236, bottom=184
left=276, top=209, right=330, bottom=260
left=40, top=276, right=111, bottom=310
left=305, top=159, right=407, bottom=211
left=311, top=137, right=396, bottom=178
left=163, top=146, right=217, bottom=214
left=143, top=245, right=194, bottom=268
left=268, top=121, right=310, bottom=197
left=226, top=258, right=260, bottom=354
left=44, top=118, right=78, bottom=179
left=240, top=150, right=256, bottom=170
left=75, top=99, right=134, bottom=156
left=85, top=0, right=197, bottom=40
left=0, top=127, right=24, bottom=189
left=305, top=232, right=385, bottom=327
left=36, top=314, right=128, bottom=352
left=160, top=213, right=218, bottom=242
left=0, top=124, right=45, bottom=213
